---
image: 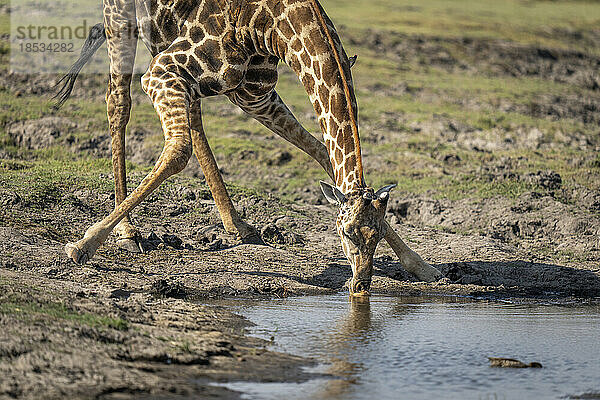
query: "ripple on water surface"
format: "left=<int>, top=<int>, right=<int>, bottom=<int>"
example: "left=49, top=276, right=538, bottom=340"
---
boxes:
left=213, top=294, right=600, bottom=400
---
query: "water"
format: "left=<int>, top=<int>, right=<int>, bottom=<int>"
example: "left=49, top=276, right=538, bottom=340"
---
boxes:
left=213, top=294, right=600, bottom=400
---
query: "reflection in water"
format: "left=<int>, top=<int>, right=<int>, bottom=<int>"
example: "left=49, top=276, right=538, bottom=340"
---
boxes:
left=318, top=296, right=372, bottom=399
left=211, top=294, right=600, bottom=400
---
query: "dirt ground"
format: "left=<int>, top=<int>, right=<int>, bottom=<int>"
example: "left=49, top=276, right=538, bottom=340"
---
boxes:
left=2, top=2, right=600, bottom=398
left=1, top=150, right=599, bottom=398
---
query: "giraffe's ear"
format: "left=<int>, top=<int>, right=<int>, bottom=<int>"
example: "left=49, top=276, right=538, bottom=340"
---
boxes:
left=349, top=55, right=358, bottom=68
left=319, top=181, right=346, bottom=205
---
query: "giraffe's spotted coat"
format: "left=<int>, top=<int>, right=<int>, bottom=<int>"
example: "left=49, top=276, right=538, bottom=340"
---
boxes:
left=105, top=0, right=364, bottom=193
left=66, top=0, right=418, bottom=291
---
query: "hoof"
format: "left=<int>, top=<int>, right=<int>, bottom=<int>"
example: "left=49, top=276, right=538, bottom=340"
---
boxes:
left=240, top=231, right=265, bottom=246
left=414, top=263, right=444, bottom=282
left=403, top=251, right=444, bottom=282
left=65, top=243, right=89, bottom=264
left=117, top=237, right=143, bottom=253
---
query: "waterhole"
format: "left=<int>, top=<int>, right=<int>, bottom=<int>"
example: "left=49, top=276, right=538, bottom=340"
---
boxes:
left=213, top=294, right=600, bottom=399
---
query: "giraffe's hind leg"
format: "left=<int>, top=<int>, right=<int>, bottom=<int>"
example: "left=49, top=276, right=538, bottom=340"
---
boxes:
left=189, top=98, right=263, bottom=244
left=65, top=67, right=192, bottom=264
left=104, top=7, right=142, bottom=253
left=107, top=73, right=143, bottom=253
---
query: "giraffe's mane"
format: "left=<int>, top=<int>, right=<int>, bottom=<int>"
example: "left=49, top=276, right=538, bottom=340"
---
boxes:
left=307, top=0, right=364, bottom=186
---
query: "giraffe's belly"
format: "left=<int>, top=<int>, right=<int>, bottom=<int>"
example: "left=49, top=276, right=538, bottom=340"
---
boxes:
left=135, top=0, right=254, bottom=98
left=135, top=0, right=190, bottom=56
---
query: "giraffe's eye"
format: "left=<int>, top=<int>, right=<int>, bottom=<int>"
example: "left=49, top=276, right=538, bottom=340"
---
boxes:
left=343, top=227, right=353, bottom=238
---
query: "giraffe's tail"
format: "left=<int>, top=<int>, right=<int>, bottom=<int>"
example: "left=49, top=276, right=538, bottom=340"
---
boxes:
left=53, top=23, right=106, bottom=109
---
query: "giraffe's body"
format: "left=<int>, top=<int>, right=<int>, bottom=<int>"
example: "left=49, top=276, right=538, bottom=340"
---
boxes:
left=62, top=0, right=443, bottom=294
left=131, top=0, right=363, bottom=191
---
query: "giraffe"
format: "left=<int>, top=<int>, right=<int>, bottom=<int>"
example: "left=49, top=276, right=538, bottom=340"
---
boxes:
left=57, top=0, right=443, bottom=295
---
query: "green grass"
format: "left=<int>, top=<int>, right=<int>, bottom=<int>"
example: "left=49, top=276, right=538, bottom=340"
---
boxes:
left=0, top=0, right=598, bottom=205
left=0, top=301, right=129, bottom=330
left=0, top=158, right=114, bottom=204
left=323, top=0, right=600, bottom=54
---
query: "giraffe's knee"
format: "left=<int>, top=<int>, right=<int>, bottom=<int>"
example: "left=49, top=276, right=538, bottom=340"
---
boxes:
left=140, top=68, right=167, bottom=98
left=163, top=140, right=192, bottom=175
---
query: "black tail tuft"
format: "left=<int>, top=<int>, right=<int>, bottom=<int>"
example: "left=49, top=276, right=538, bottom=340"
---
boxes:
left=53, top=23, right=106, bottom=110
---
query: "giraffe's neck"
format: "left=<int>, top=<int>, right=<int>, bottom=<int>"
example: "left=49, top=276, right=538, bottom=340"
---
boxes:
left=239, top=0, right=365, bottom=193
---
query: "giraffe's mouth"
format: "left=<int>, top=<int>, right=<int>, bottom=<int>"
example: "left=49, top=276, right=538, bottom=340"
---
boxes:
left=350, top=280, right=371, bottom=296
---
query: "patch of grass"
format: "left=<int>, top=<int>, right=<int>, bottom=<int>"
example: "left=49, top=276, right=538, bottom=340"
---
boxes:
left=393, top=173, right=539, bottom=201
left=0, top=157, right=114, bottom=199
left=0, top=91, right=50, bottom=127
left=177, top=340, right=193, bottom=353
left=0, top=159, right=32, bottom=171
left=589, top=154, right=600, bottom=169
left=323, top=0, right=600, bottom=54
left=0, top=301, right=129, bottom=331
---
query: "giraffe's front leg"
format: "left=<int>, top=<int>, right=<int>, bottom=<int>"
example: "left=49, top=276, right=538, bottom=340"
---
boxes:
left=65, top=67, right=193, bottom=264
left=383, top=221, right=443, bottom=281
left=189, top=98, right=263, bottom=244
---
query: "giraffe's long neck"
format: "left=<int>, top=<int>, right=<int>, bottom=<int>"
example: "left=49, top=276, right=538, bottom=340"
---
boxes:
left=239, top=0, right=365, bottom=193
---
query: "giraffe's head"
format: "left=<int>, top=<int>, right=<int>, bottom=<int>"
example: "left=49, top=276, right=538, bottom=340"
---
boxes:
left=320, top=181, right=396, bottom=296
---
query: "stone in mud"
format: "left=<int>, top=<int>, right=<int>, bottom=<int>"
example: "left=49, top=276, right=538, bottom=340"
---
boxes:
left=194, top=224, right=231, bottom=250
left=261, top=223, right=286, bottom=244
left=523, top=170, right=562, bottom=190
left=388, top=200, right=411, bottom=219
left=109, top=288, right=131, bottom=299
left=267, top=151, right=293, bottom=166
left=137, top=231, right=162, bottom=252
left=151, top=279, right=187, bottom=299
left=440, top=153, right=462, bottom=165
left=205, top=238, right=223, bottom=250
left=162, top=233, right=183, bottom=249
left=446, top=262, right=483, bottom=284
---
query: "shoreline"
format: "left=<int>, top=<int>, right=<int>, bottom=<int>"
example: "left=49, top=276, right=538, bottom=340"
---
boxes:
left=1, top=246, right=598, bottom=399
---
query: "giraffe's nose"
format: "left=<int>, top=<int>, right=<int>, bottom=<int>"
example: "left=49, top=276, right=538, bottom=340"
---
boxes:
left=350, top=280, right=371, bottom=296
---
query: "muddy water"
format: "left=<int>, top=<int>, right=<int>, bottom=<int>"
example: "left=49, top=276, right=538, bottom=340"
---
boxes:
left=214, top=294, right=600, bottom=400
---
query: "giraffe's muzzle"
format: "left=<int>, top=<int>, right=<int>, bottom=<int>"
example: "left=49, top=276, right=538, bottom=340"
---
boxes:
left=350, top=279, right=371, bottom=296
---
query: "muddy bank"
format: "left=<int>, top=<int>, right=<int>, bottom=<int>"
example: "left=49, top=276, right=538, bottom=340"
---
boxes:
left=347, top=29, right=600, bottom=91
left=2, top=11, right=600, bottom=399
left=0, top=268, right=317, bottom=399
left=1, top=182, right=599, bottom=396
left=1, top=164, right=599, bottom=300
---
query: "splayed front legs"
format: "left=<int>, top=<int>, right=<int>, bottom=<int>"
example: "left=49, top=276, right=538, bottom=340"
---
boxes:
left=66, top=69, right=193, bottom=264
